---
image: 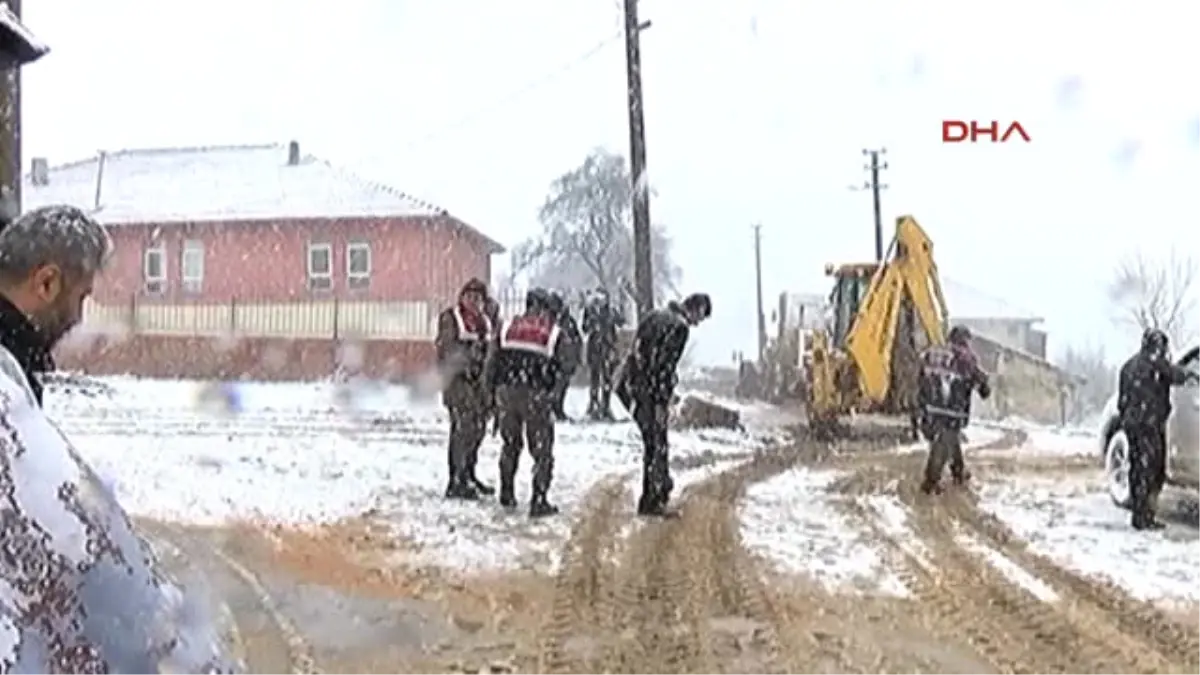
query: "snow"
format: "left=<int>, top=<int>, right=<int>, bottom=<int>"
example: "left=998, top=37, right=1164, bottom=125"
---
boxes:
left=977, top=474, right=1199, bottom=604
left=740, top=469, right=908, bottom=597
left=22, top=145, right=471, bottom=226
left=952, top=525, right=1060, bottom=603
left=48, top=378, right=776, bottom=572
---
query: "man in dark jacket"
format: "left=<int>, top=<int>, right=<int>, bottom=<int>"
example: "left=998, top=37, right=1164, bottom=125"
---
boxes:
left=917, top=325, right=992, bottom=495
left=483, top=288, right=568, bottom=517
left=1118, top=328, right=1198, bottom=530
left=435, top=278, right=495, bottom=500
left=583, top=288, right=624, bottom=420
left=616, top=293, right=712, bottom=517
left=547, top=291, right=581, bottom=421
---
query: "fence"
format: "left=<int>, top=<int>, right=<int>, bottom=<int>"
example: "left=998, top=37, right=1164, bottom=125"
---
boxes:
left=80, top=296, right=435, bottom=341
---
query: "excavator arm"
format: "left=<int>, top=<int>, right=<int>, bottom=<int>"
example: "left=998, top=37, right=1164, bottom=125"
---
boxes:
left=845, top=215, right=949, bottom=403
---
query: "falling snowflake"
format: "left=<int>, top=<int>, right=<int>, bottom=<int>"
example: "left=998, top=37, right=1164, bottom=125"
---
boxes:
left=1187, top=116, right=1200, bottom=150
left=1111, top=139, right=1141, bottom=169
left=1055, top=75, right=1083, bottom=110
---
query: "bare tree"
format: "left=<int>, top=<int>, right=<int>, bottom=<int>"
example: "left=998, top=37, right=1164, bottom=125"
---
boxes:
left=512, top=149, right=680, bottom=306
left=1056, top=344, right=1114, bottom=422
left=1108, top=250, right=1197, bottom=345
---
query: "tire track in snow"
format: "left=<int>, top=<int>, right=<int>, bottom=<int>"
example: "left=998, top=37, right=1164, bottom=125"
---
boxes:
left=139, top=521, right=319, bottom=674
left=943, top=488, right=1200, bottom=672
left=833, top=428, right=1193, bottom=673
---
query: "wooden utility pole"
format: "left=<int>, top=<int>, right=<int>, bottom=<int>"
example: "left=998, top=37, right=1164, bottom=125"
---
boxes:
left=753, top=224, right=766, bottom=362
left=0, top=0, right=22, bottom=217
left=623, top=0, right=654, bottom=320
left=862, top=148, right=888, bottom=261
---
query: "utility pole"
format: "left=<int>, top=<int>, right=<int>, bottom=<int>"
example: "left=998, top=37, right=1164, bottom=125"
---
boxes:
left=753, top=224, right=766, bottom=363
left=623, top=0, right=654, bottom=320
left=851, top=148, right=888, bottom=261
left=0, top=0, right=22, bottom=218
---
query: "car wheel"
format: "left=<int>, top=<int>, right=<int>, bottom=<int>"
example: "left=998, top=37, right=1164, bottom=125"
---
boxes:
left=1105, top=430, right=1132, bottom=509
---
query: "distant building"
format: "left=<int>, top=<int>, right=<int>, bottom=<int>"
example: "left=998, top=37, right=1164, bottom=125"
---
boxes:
left=941, top=278, right=1047, bottom=358
left=23, top=142, right=504, bottom=380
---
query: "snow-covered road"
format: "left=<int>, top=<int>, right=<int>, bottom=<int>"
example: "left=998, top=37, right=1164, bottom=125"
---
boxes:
left=47, top=376, right=1199, bottom=609
left=49, top=377, right=791, bottom=572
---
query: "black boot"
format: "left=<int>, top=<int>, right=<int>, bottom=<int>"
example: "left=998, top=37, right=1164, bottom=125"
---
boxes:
left=919, top=478, right=943, bottom=495
left=444, top=477, right=480, bottom=501
left=529, top=493, right=559, bottom=518
left=471, top=475, right=495, bottom=497
left=499, top=477, right=517, bottom=510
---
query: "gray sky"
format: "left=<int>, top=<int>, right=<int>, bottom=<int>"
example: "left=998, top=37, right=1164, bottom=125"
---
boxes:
left=23, top=0, right=1199, bottom=365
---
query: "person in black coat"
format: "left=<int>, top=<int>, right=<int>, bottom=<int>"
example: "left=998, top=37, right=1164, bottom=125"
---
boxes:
left=615, top=293, right=712, bottom=517
left=1118, top=328, right=1198, bottom=530
left=583, top=288, right=624, bottom=420
left=546, top=291, right=581, bottom=421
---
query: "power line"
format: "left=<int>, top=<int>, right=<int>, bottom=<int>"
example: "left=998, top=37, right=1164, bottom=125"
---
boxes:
left=393, top=31, right=623, bottom=156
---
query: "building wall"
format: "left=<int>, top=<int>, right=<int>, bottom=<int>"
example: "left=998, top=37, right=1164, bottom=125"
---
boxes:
left=957, top=317, right=1045, bottom=358
left=98, top=216, right=491, bottom=304
left=65, top=216, right=497, bottom=381
left=968, top=334, right=1072, bottom=425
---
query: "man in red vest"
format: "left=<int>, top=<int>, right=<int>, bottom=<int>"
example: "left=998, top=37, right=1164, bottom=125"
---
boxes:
left=483, top=288, right=568, bottom=518
left=435, top=278, right=495, bottom=500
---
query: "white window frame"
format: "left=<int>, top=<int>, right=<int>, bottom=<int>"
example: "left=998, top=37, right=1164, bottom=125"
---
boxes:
left=181, top=239, right=204, bottom=293
left=346, top=241, right=371, bottom=289
left=307, top=242, right=333, bottom=291
left=143, top=245, right=166, bottom=294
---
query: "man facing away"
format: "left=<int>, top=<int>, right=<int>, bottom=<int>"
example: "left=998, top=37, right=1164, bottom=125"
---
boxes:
left=483, top=288, right=567, bottom=518
left=546, top=291, right=581, bottom=421
left=917, top=324, right=991, bottom=495
left=583, top=288, right=624, bottom=421
left=616, top=293, right=712, bottom=517
left=0, top=206, right=236, bottom=673
left=435, top=278, right=495, bottom=500
left=1117, top=328, right=1198, bottom=530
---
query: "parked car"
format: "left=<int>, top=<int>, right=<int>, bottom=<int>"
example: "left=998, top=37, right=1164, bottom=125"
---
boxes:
left=1098, top=346, right=1199, bottom=507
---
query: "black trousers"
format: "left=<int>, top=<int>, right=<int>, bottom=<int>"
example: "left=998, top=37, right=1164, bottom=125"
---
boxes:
left=497, top=386, right=556, bottom=498
left=444, top=378, right=488, bottom=486
left=633, top=399, right=672, bottom=506
left=923, top=423, right=966, bottom=486
left=1127, top=423, right=1167, bottom=522
left=588, top=348, right=615, bottom=416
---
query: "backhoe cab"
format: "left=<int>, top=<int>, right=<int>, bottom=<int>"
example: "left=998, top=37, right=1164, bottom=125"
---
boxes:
left=804, top=215, right=950, bottom=435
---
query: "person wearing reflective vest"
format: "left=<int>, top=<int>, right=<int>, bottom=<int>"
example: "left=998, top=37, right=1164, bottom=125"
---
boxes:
left=435, top=277, right=495, bottom=500
left=916, top=324, right=991, bottom=494
left=483, top=288, right=568, bottom=518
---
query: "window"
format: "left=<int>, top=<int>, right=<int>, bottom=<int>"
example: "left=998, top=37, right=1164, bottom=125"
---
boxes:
left=347, top=241, right=371, bottom=289
left=307, top=242, right=333, bottom=290
left=143, top=246, right=166, bottom=294
left=181, top=240, right=204, bottom=293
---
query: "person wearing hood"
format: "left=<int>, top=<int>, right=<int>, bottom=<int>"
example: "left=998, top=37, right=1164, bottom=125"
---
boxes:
left=483, top=288, right=568, bottom=517
left=546, top=291, right=581, bottom=421
left=1118, top=328, right=1198, bottom=530
left=435, top=278, right=495, bottom=500
left=0, top=206, right=237, bottom=673
left=615, top=293, right=712, bottom=517
left=916, top=324, right=992, bottom=495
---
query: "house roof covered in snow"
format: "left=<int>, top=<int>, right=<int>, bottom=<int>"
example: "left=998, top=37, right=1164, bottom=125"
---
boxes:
left=942, top=277, right=1042, bottom=322
left=21, top=143, right=504, bottom=252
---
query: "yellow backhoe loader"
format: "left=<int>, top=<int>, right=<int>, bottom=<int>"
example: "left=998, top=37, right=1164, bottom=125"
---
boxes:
left=803, top=215, right=950, bottom=435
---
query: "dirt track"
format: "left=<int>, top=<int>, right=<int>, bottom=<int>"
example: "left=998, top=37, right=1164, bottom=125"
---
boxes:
left=532, top=426, right=1200, bottom=674
left=144, top=425, right=1200, bottom=674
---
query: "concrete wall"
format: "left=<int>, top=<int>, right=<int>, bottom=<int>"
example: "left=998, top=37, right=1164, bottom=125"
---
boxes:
left=969, top=333, right=1073, bottom=425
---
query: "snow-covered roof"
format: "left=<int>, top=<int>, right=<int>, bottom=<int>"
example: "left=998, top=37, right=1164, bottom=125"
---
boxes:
left=22, top=143, right=503, bottom=251
left=942, top=277, right=1042, bottom=322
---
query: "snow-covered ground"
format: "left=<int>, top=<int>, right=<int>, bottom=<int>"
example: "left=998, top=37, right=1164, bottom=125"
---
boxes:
left=49, top=377, right=790, bottom=572
left=978, top=475, right=1199, bottom=604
